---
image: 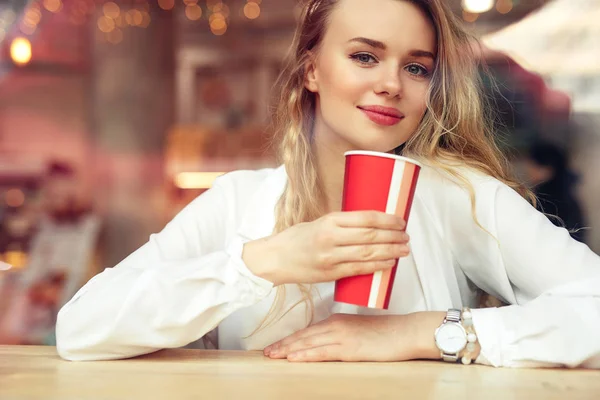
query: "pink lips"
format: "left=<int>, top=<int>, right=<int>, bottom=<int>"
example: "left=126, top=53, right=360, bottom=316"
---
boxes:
left=358, top=105, right=404, bottom=126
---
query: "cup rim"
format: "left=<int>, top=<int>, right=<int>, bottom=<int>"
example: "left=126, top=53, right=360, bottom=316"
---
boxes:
left=344, top=151, right=423, bottom=168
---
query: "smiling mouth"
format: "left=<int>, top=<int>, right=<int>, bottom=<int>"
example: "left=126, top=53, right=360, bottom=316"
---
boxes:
left=358, top=106, right=404, bottom=126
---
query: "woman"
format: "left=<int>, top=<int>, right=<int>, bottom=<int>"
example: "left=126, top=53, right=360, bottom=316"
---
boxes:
left=56, top=0, right=600, bottom=368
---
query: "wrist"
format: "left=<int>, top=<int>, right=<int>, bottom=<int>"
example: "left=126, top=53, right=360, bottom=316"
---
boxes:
left=242, top=237, right=282, bottom=286
left=411, top=311, right=446, bottom=360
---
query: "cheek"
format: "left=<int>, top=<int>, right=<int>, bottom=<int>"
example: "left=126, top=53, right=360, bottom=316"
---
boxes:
left=407, top=83, right=429, bottom=115
left=318, top=58, right=369, bottom=102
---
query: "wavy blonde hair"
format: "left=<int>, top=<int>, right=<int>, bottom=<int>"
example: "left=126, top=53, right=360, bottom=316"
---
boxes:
left=254, top=0, right=533, bottom=332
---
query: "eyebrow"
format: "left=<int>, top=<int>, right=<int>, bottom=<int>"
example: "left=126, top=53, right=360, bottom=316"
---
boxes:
left=348, top=37, right=435, bottom=60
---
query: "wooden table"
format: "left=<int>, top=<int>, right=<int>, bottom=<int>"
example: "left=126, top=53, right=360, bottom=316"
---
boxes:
left=1, top=346, right=599, bottom=399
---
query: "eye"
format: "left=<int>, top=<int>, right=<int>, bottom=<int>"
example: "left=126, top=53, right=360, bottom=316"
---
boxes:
left=350, top=52, right=378, bottom=65
left=405, top=63, right=429, bottom=77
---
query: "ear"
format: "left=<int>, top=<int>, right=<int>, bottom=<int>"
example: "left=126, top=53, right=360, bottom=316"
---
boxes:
left=304, top=52, right=319, bottom=93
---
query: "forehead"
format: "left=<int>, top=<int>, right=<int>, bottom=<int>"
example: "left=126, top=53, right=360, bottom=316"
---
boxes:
left=324, top=0, right=436, bottom=54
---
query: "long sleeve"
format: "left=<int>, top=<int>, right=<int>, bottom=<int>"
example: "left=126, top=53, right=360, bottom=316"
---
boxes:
left=55, top=175, right=274, bottom=361
left=453, top=177, right=600, bottom=368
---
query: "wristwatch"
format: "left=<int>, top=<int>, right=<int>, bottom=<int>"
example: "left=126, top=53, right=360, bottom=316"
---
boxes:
left=434, top=308, right=467, bottom=362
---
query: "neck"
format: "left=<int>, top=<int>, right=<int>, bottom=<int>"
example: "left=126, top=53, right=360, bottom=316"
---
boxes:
left=312, top=116, right=353, bottom=214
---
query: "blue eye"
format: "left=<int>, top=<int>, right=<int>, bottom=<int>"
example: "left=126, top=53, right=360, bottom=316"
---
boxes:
left=406, top=63, right=429, bottom=77
left=351, top=53, right=377, bottom=64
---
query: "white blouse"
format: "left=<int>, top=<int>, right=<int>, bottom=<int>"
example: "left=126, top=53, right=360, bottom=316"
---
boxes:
left=56, top=165, right=600, bottom=368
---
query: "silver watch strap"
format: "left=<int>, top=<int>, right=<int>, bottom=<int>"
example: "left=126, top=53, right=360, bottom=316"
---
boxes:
left=446, top=308, right=461, bottom=323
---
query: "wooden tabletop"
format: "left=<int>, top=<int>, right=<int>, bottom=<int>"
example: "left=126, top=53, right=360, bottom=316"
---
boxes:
left=1, top=346, right=599, bottom=399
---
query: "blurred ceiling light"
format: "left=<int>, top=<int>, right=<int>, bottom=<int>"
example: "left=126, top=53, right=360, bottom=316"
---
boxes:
left=175, top=172, right=225, bottom=189
left=462, top=0, right=494, bottom=13
left=106, top=28, right=123, bottom=44
left=211, top=25, right=227, bottom=35
left=207, top=0, right=222, bottom=11
left=213, top=2, right=230, bottom=17
left=210, top=20, right=227, bottom=35
left=114, top=14, right=127, bottom=28
left=10, top=37, right=32, bottom=66
left=158, top=0, right=175, bottom=10
left=103, top=2, right=121, bottom=19
left=496, top=0, right=513, bottom=14
left=209, top=12, right=225, bottom=23
left=244, top=2, right=260, bottom=19
left=462, top=10, right=479, bottom=22
left=43, top=0, right=63, bottom=13
left=128, top=9, right=143, bottom=26
left=19, top=23, right=37, bottom=35
left=140, top=11, right=151, bottom=28
left=185, top=4, right=202, bottom=20
left=0, top=261, right=12, bottom=271
left=24, top=8, right=42, bottom=26
left=5, top=189, right=25, bottom=208
left=97, top=16, right=115, bottom=33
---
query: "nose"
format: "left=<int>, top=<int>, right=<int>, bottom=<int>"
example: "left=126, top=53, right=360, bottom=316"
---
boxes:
left=374, top=66, right=402, bottom=99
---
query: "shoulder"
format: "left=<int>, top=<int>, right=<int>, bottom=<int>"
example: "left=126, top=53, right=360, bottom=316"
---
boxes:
left=160, top=166, right=283, bottom=253
left=213, top=167, right=279, bottom=193
left=416, top=163, right=505, bottom=208
left=414, top=163, right=529, bottom=236
left=206, top=167, right=287, bottom=217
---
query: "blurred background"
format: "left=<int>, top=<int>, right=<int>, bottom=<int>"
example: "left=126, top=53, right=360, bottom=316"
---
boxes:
left=0, top=0, right=598, bottom=345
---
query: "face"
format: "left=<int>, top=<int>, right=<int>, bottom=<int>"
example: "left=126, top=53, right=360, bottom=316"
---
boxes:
left=305, top=0, right=437, bottom=153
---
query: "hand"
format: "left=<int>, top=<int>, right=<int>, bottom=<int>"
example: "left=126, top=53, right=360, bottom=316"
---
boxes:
left=243, top=211, right=410, bottom=286
left=263, top=313, right=442, bottom=362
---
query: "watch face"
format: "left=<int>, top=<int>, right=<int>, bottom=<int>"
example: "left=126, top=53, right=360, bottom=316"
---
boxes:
left=435, top=323, right=467, bottom=354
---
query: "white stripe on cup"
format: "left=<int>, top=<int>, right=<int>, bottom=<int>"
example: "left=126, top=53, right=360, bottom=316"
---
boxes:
left=368, top=159, right=405, bottom=308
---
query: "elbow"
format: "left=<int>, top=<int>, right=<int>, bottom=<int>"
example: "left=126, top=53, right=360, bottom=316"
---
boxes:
left=55, top=303, right=115, bottom=361
left=55, top=304, right=92, bottom=361
left=55, top=303, right=158, bottom=361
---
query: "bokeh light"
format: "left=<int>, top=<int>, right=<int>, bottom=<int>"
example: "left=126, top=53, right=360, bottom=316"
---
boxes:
left=462, top=0, right=494, bottom=14
left=158, top=0, right=175, bottom=10
left=185, top=4, right=203, bottom=20
left=10, top=37, right=32, bottom=66
left=244, top=2, right=260, bottom=20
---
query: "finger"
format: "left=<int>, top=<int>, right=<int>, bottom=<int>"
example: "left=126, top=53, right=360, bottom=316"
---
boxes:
left=333, top=227, right=410, bottom=246
left=264, top=321, right=332, bottom=356
left=331, top=259, right=399, bottom=279
left=329, top=211, right=406, bottom=231
left=269, top=332, right=340, bottom=359
left=332, top=243, right=410, bottom=264
left=287, top=344, right=344, bottom=362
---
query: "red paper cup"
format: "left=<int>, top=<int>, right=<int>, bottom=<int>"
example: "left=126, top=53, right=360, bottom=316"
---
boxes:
left=333, top=151, right=422, bottom=309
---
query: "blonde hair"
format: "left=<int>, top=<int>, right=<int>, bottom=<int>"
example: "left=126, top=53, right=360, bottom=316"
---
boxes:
left=255, top=0, right=533, bottom=333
